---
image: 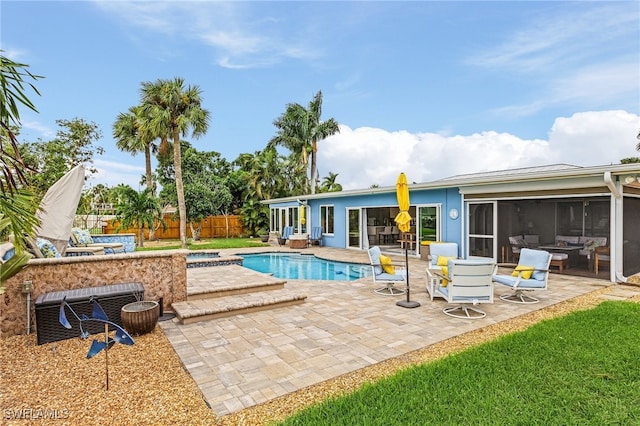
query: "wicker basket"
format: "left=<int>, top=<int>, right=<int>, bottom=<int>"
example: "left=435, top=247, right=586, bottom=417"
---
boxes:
left=121, top=301, right=159, bottom=336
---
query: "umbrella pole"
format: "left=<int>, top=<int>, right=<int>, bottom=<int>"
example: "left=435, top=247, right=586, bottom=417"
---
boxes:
left=396, top=233, right=420, bottom=308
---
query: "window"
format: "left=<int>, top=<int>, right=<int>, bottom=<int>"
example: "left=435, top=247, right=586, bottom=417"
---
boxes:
left=320, top=205, right=334, bottom=234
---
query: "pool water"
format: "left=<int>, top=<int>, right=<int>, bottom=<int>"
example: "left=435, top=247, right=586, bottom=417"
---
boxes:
left=240, top=253, right=371, bottom=281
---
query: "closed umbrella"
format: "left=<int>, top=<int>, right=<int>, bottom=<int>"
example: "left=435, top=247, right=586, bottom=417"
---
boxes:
left=394, top=173, right=420, bottom=308
left=300, top=204, right=306, bottom=225
left=35, top=165, right=86, bottom=254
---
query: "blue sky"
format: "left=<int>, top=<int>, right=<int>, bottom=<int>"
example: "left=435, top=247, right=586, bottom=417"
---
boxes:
left=3, top=1, right=639, bottom=190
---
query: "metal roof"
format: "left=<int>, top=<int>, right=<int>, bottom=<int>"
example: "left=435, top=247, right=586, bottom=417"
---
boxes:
left=264, top=163, right=640, bottom=203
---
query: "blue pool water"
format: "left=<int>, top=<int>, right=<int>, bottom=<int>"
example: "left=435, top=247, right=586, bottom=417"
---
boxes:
left=240, top=253, right=371, bottom=281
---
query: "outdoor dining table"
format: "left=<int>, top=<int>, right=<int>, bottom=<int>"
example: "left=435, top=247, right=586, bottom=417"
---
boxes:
left=538, top=245, right=583, bottom=266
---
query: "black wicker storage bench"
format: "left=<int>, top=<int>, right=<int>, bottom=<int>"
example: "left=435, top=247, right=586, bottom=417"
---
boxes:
left=35, top=282, right=144, bottom=345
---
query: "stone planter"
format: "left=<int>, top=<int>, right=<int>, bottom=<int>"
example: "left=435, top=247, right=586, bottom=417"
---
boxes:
left=260, top=235, right=270, bottom=243
left=121, top=301, right=159, bottom=336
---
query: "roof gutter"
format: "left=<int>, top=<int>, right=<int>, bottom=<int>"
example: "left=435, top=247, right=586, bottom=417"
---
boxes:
left=604, top=171, right=621, bottom=199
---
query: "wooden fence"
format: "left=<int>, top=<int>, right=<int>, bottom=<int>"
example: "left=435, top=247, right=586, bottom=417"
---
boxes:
left=102, top=214, right=245, bottom=239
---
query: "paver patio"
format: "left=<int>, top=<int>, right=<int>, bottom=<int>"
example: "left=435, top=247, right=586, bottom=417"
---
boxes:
left=159, top=247, right=631, bottom=416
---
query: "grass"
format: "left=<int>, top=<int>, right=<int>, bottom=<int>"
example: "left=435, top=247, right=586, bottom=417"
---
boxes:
left=279, top=301, right=640, bottom=425
left=134, top=237, right=269, bottom=251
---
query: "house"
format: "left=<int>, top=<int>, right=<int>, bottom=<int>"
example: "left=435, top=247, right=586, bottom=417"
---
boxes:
left=264, top=163, right=640, bottom=283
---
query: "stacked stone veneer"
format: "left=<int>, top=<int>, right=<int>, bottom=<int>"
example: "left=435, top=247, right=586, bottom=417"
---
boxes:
left=1, top=250, right=187, bottom=339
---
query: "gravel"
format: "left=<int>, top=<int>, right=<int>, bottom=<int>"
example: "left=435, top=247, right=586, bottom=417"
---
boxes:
left=2, top=284, right=638, bottom=425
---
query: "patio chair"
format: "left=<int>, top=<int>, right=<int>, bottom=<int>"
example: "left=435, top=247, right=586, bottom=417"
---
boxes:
left=278, top=226, right=294, bottom=246
left=594, top=246, right=610, bottom=275
left=426, top=242, right=459, bottom=301
left=434, top=259, right=495, bottom=319
left=308, top=226, right=323, bottom=246
left=493, top=248, right=552, bottom=304
left=367, top=246, right=406, bottom=296
left=70, top=228, right=125, bottom=254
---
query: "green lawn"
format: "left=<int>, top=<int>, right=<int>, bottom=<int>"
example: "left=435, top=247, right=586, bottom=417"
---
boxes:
left=279, top=301, right=640, bottom=425
left=134, top=237, right=269, bottom=251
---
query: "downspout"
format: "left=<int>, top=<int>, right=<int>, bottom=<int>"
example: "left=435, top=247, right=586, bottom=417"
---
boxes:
left=604, top=171, right=621, bottom=199
left=603, top=172, right=626, bottom=283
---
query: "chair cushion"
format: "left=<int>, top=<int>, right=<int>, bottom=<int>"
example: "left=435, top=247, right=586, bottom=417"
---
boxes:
left=430, top=243, right=458, bottom=266
left=518, top=248, right=550, bottom=281
left=377, top=271, right=406, bottom=281
left=72, top=228, right=94, bottom=245
left=379, top=254, right=395, bottom=274
left=493, top=274, right=546, bottom=289
left=36, top=237, right=61, bottom=258
left=368, top=246, right=383, bottom=275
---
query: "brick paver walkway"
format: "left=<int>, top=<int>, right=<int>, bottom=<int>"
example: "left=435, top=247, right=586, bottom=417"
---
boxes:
left=159, top=246, right=636, bottom=416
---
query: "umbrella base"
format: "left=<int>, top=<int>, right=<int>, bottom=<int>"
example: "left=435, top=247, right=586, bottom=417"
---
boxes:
left=396, top=300, right=421, bottom=308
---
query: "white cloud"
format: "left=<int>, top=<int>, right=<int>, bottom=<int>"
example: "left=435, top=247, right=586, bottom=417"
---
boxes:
left=89, top=159, right=145, bottom=189
left=318, top=110, right=639, bottom=190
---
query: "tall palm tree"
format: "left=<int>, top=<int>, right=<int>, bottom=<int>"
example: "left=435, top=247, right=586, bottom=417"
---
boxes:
left=270, top=91, right=339, bottom=194
left=113, top=105, right=160, bottom=240
left=139, top=78, right=210, bottom=249
left=113, top=106, right=157, bottom=192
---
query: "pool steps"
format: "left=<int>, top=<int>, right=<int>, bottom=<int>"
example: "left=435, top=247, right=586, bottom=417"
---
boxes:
left=171, top=264, right=307, bottom=324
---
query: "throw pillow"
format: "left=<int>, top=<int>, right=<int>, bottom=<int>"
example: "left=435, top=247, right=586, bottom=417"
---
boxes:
left=440, top=266, right=449, bottom=287
left=512, top=265, right=534, bottom=279
left=436, top=255, right=455, bottom=267
left=72, top=228, right=94, bottom=246
left=36, top=237, right=61, bottom=258
left=379, top=254, right=395, bottom=274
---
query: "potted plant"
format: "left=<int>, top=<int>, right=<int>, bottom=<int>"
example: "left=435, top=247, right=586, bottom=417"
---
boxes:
left=258, top=229, right=270, bottom=243
left=120, top=292, right=159, bottom=336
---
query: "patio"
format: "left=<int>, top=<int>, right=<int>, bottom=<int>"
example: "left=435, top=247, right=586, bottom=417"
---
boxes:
left=159, top=246, right=629, bottom=417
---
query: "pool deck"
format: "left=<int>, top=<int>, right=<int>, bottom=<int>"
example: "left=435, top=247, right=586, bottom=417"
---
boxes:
left=159, top=246, right=639, bottom=417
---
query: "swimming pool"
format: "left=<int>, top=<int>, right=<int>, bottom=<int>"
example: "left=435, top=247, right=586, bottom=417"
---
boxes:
left=240, top=253, right=372, bottom=281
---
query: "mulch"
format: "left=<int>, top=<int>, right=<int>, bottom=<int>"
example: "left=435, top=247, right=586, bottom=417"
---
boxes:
left=2, top=284, right=639, bottom=425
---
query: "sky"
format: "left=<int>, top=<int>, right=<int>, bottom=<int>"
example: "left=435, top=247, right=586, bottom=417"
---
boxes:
left=3, top=1, right=639, bottom=191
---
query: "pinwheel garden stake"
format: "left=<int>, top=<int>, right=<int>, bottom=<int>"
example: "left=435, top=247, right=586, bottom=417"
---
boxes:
left=59, top=296, right=135, bottom=390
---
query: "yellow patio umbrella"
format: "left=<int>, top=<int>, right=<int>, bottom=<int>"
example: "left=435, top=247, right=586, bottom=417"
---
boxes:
left=394, top=172, right=420, bottom=308
left=394, top=173, right=411, bottom=233
left=300, top=204, right=306, bottom=225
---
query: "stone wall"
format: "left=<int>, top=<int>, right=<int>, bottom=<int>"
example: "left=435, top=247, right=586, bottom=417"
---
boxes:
left=1, top=250, right=187, bottom=338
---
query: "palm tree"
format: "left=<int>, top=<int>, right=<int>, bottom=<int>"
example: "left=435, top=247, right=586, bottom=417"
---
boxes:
left=320, top=172, right=342, bottom=192
left=139, top=78, right=210, bottom=249
left=0, top=52, right=42, bottom=289
left=113, top=106, right=157, bottom=192
left=114, top=186, right=165, bottom=248
left=113, top=105, right=160, bottom=240
left=269, top=91, right=339, bottom=194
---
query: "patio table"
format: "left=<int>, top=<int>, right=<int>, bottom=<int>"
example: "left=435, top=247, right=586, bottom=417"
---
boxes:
left=538, top=245, right=582, bottom=267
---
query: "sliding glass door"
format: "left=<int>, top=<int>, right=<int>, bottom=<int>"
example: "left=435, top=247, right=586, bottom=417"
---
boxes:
left=467, top=202, right=496, bottom=258
left=347, top=208, right=361, bottom=249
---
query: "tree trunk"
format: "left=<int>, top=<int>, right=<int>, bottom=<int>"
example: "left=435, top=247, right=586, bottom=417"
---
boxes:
left=310, top=140, right=318, bottom=195
left=145, top=146, right=157, bottom=241
left=173, top=128, right=188, bottom=249
left=138, top=226, right=145, bottom=248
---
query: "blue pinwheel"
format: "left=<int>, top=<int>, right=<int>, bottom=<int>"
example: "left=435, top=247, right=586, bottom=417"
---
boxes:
left=59, top=296, right=134, bottom=389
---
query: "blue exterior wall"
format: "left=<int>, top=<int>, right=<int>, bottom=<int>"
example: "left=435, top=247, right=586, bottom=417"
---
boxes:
left=269, top=187, right=463, bottom=252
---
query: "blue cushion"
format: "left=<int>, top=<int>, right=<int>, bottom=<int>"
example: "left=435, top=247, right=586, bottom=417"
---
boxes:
left=369, top=246, right=383, bottom=275
left=377, top=272, right=406, bottom=281
left=517, top=248, right=550, bottom=281
left=493, top=274, right=546, bottom=289
left=430, top=243, right=458, bottom=266
left=36, top=237, right=61, bottom=258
